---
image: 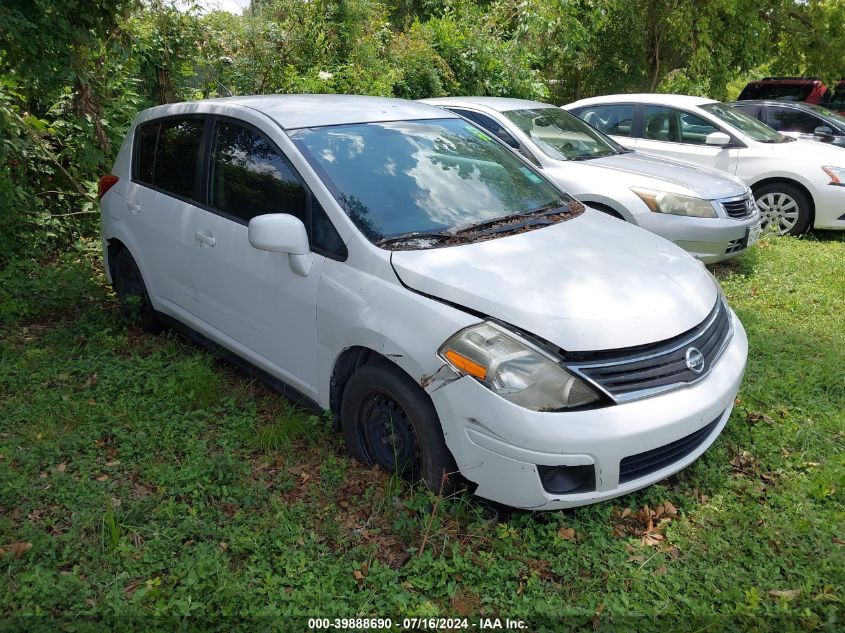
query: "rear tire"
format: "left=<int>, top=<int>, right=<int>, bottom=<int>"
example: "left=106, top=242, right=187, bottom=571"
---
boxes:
left=754, top=182, right=811, bottom=236
left=112, top=248, right=162, bottom=334
left=340, top=359, right=459, bottom=496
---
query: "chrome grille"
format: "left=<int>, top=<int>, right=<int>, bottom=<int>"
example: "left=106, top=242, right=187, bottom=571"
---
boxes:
left=719, top=194, right=755, bottom=219
left=566, top=299, right=732, bottom=403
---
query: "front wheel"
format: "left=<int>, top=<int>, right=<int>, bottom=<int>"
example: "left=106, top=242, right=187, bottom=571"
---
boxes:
left=340, top=360, right=459, bottom=496
left=754, top=183, right=811, bottom=236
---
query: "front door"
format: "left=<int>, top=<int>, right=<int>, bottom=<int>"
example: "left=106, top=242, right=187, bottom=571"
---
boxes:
left=187, top=119, right=325, bottom=399
left=635, top=105, right=739, bottom=174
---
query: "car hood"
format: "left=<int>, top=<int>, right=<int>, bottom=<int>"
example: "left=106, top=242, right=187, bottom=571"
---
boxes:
left=755, top=136, right=845, bottom=160
left=390, top=210, right=718, bottom=352
left=584, top=152, right=748, bottom=199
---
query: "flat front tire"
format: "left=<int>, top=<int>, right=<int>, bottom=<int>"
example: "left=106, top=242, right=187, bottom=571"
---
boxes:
left=112, top=248, right=162, bottom=334
left=340, top=360, right=458, bottom=496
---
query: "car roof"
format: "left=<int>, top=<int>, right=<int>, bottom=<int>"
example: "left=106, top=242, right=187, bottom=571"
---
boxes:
left=137, top=94, right=456, bottom=129
left=420, top=96, right=555, bottom=113
left=565, top=93, right=719, bottom=108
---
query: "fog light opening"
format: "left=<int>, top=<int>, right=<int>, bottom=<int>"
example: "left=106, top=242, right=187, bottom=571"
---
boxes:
left=537, top=464, right=595, bottom=494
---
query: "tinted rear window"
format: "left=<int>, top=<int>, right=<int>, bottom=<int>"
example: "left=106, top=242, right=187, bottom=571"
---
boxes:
left=134, top=122, right=158, bottom=185
left=738, top=83, right=814, bottom=101
left=154, top=119, right=204, bottom=199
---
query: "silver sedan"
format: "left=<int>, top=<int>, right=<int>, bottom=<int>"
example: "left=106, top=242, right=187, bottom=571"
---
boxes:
left=422, top=97, right=762, bottom=264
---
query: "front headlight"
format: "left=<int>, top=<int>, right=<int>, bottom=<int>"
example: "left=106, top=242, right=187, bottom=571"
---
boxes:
left=821, top=165, right=845, bottom=185
left=438, top=322, right=601, bottom=411
left=631, top=187, right=717, bottom=218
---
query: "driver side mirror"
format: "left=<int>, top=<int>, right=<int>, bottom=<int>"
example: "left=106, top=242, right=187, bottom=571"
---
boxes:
left=705, top=131, right=732, bottom=146
left=248, top=213, right=313, bottom=277
left=814, top=125, right=835, bottom=140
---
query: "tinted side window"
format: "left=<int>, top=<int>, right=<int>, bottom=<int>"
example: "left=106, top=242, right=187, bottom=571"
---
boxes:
left=767, top=107, right=825, bottom=134
left=154, top=118, right=204, bottom=199
left=134, top=122, right=158, bottom=185
left=739, top=83, right=814, bottom=101
left=311, top=199, right=346, bottom=256
left=210, top=122, right=306, bottom=224
left=577, top=104, right=634, bottom=137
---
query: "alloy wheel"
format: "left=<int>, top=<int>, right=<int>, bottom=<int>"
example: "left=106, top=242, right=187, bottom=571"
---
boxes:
left=756, top=192, right=800, bottom=235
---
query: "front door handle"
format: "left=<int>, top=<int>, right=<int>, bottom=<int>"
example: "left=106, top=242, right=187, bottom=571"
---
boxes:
left=195, top=231, right=216, bottom=247
left=127, top=200, right=141, bottom=214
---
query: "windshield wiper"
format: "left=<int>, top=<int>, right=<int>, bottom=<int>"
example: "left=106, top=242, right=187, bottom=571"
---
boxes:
left=377, top=231, right=476, bottom=249
left=567, top=153, right=614, bottom=161
left=454, top=204, right=572, bottom=236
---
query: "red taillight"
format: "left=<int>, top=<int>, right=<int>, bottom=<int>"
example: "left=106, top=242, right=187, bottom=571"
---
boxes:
left=98, top=174, right=119, bottom=200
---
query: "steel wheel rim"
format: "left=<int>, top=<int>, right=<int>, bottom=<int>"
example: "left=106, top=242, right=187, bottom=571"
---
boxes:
left=756, top=192, right=800, bottom=234
left=357, top=391, right=420, bottom=478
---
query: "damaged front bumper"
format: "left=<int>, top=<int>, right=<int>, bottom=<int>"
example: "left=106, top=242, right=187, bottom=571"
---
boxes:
left=426, top=311, right=748, bottom=510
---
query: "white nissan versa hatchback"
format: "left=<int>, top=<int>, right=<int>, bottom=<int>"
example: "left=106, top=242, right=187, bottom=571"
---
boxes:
left=99, top=95, right=748, bottom=510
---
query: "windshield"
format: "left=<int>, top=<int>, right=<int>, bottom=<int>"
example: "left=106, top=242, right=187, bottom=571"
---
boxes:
left=288, top=118, right=575, bottom=247
left=702, top=103, right=792, bottom=143
left=503, top=107, right=622, bottom=160
left=804, top=103, right=845, bottom=127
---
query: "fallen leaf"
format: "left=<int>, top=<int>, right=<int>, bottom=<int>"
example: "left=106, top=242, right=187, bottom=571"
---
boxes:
left=124, top=580, right=141, bottom=599
left=621, top=508, right=631, bottom=518
left=668, top=546, right=681, bottom=559
left=105, top=460, right=121, bottom=467
left=55, top=463, right=67, bottom=473
left=654, top=564, right=668, bottom=575
left=0, top=542, right=32, bottom=558
left=627, top=555, right=645, bottom=563
left=96, top=474, right=109, bottom=482
left=558, top=527, right=576, bottom=541
left=768, top=589, right=800, bottom=600
left=219, top=541, right=228, bottom=551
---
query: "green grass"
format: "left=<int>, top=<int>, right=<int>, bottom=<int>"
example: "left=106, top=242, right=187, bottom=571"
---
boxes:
left=1, top=234, right=843, bottom=631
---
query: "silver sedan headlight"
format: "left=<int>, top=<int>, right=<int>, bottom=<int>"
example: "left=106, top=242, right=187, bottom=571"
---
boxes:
left=438, top=322, right=600, bottom=411
left=631, top=187, right=717, bottom=218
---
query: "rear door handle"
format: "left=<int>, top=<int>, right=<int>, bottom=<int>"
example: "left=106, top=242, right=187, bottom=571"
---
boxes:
left=127, top=201, right=141, bottom=214
left=195, top=231, right=216, bottom=247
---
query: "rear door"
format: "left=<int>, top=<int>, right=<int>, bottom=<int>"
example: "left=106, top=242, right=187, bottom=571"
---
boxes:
left=635, top=105, right=739, bottom=174
left=126, top=116, right=206, bottom=310
left=187, top=118, right=343, bottom=398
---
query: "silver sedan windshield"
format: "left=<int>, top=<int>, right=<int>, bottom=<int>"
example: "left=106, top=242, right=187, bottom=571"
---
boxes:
left=503, top=107, right=621, bottom=160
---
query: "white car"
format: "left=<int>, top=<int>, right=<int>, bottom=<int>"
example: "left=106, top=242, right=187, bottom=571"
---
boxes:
left=99, top=95, right=748, bottom=510
left=421, top=96, right=761, bottom=264
left=564, top=93, right=845, bottom=235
